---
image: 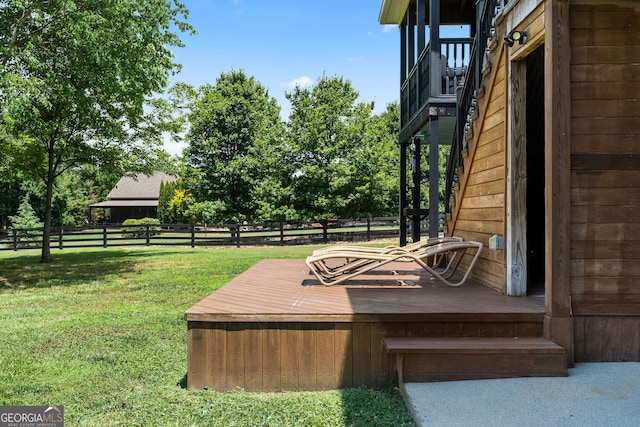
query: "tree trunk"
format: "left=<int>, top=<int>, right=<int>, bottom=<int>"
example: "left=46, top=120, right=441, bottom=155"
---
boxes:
left=40, top=147, right=55, bottom=263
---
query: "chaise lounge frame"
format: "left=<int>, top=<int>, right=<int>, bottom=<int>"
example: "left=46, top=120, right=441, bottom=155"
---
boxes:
left=306, top=240, right=483, bottom=287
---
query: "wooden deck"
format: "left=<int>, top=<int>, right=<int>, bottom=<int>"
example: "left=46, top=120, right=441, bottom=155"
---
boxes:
left=186, top=259, right=547, bottom=391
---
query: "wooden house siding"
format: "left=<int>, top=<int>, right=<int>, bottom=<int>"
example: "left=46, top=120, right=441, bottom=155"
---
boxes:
left=569, top=2, right=640, bottom=361
left=449, top=34, right=508, bottom=293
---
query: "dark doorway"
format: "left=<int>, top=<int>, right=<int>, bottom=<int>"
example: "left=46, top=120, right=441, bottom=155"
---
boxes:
left=526, top=45, right=545, bottom=295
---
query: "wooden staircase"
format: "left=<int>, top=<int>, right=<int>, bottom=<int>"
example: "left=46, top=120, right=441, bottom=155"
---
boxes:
left=384, top=336, right=566, bottom=383
left=446, top=7, right=504, bottom=231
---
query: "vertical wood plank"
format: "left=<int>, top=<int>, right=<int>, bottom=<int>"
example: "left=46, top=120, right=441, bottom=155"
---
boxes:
left=262, top=324, right=281, bottom=392
left=225, top=323, right=245, bottom=390
left=316, top=323, right=336, bottom=390
left=204, top=324, right=227, bottom=391
left=573, top=316, right=585, bottom=362
left=243, top=323, right=262, bottom=391
left=352, top=322, right=371, bottom=386
left=280, top=324, right=300, bottom=391
left=335, top=323, right=353, bottom=388
left=602, top=317, right=623, bottom=361
left=506, top=58, right=528, bottom=296
left=187, top=323, right=207, bottom=389
left=545, top=0, right=572, bottom=317
left=584, top=317, right=604, bottom=361
left=298, top=324, right=317, bottom=390
left=370, top=322, right=390, bottom=387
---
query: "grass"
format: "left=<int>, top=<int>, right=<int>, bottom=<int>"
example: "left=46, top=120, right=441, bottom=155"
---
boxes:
left=0, top=246, right=414, bottom=426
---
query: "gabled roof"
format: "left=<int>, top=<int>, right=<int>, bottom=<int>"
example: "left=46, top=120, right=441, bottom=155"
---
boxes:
left=106, top=172, right=177, bottom=200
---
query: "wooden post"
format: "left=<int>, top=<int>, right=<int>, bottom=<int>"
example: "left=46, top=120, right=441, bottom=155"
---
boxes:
left=411, top=136, right=422, bottom=242
left=544, top=0, right=573, bottom=364
left=429, top=0, right=441, bottom=97
left=400, top=142, right=408, bottom=246
left=191, top=224, right=195, bottom=248
left=103, top=226, right=107, bottom=248
left=280, top=222, right=284, bottom=244
left=429, top=113, right=440, bottom=238
left=236, top=224, right=241, bottom=248
left=145, top=224, right=150, bottom=246
left=12, top=228, right=17, bottom=251
left=58, top=227, right=64, bottom=250
left=366, top=217, right=371, bottom=242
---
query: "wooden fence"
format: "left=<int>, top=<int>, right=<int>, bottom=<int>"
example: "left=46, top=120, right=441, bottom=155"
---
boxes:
left=0, top=217, right=402, bottom=251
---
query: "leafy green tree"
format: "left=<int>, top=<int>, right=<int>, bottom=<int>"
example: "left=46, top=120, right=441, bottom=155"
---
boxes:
left=1, top=0, right=193, bottom=262
left=158, top=180, right=179, bottom=224
left=347, top=101, right=400, bottom=217
left=286, top=75, right=400, bottom=220
left=184, top=70, right=284, bottom=223
left=168, top=189, right=193, bottom=224
left=0, top=131, right=23, bottom=229
left=187, top=200, right=226, bottom=224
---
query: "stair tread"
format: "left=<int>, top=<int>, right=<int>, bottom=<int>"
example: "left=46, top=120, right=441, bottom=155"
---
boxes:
left=384, top=336, right=565, bottom=354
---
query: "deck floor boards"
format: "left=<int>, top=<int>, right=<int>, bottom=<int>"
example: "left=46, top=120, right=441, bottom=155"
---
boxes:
left=185, top=259, right=544, bottom=322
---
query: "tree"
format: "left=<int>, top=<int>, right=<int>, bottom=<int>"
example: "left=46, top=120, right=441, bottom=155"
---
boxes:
left=285, top=75, right=400, bottom=221
left=184, top=70, right=284, bottom=223
left=8, top=195, right=43, bottom=248
left=9, top=195, right=43, bottom=230
left=0, top=131, right=23, bottom=229
left=346, top=101, right=400, bottom=217
left=1, top=0, right=193, bottom=262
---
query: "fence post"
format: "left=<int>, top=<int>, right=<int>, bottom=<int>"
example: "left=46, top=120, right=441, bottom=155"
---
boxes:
left=59, top=227, right=64, bottom=250
left=13, top=228, right=18, bottom=251
left=236, top=224, right=241, bottom=247
left=191, top=224, right=195, bottom=248
left=322, top=220, right=328, bottom=242
left=280, top=222, right=284, bottom=244
left=145, top=224, right=150, bottom=246
left=367, top=217, right=371, bottom=242
left=103, top=226, right=107, bottom=248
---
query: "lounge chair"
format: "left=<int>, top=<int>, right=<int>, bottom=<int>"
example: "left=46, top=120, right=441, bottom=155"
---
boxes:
left=310, top=236, right=463, bottom=277
left=305, top=240, right=483, bottom=287
left=312, top=236, right=463, bottom=256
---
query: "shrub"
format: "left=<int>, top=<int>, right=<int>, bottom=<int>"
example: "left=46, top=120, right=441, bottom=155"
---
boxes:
left=121, top=218, right=161, bottom=238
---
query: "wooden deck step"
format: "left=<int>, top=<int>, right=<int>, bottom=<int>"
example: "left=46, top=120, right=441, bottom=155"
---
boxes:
left=384, top=337, right=567, bottom=383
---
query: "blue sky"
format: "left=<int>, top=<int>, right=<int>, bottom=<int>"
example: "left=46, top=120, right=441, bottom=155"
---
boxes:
left=165, top=0, right=399, bottom=154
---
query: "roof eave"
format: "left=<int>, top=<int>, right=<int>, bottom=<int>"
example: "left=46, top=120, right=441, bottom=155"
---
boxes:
left=379, top=0, right=410, bottom=25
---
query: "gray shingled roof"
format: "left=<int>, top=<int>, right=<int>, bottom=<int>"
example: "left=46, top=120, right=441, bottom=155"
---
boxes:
left=106, top=172, right=177, bottom=200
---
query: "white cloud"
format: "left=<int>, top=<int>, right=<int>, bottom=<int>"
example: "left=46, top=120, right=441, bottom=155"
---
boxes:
left=281, top=76, right=314, bottom=89
left=382, top=24, right=396, bottom=33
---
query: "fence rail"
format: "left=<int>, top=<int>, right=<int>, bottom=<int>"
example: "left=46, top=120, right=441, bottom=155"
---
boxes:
left=0, top=217, right=403, bottom=251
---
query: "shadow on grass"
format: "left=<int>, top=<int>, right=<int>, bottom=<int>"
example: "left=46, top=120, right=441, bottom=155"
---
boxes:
left=339, top=387, right=415, bottom=426
left=177, top=374, right=188, bottom=389
left=0, top=248, right=180, bottom=292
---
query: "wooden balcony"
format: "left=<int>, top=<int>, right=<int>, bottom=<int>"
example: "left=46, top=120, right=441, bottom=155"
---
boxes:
left=400, top=38, right=472, bottom=142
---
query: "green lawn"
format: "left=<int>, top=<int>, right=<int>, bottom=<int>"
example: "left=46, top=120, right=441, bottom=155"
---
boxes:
left=0, top=246, right=414, bottom=426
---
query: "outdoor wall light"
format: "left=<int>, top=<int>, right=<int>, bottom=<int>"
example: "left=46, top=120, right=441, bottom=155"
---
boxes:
left=504, top=30, right=528, bottom=47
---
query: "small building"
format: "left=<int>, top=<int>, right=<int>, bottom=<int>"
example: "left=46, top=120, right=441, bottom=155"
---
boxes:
left=89, top=172, right=176, bottom=223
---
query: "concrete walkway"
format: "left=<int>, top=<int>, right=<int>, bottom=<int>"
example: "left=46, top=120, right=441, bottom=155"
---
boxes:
left=402, top=363, right=640, bottom=427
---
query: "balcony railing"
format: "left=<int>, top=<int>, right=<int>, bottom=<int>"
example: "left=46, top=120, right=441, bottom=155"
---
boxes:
left=400, top=38, right=473, bottom=128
